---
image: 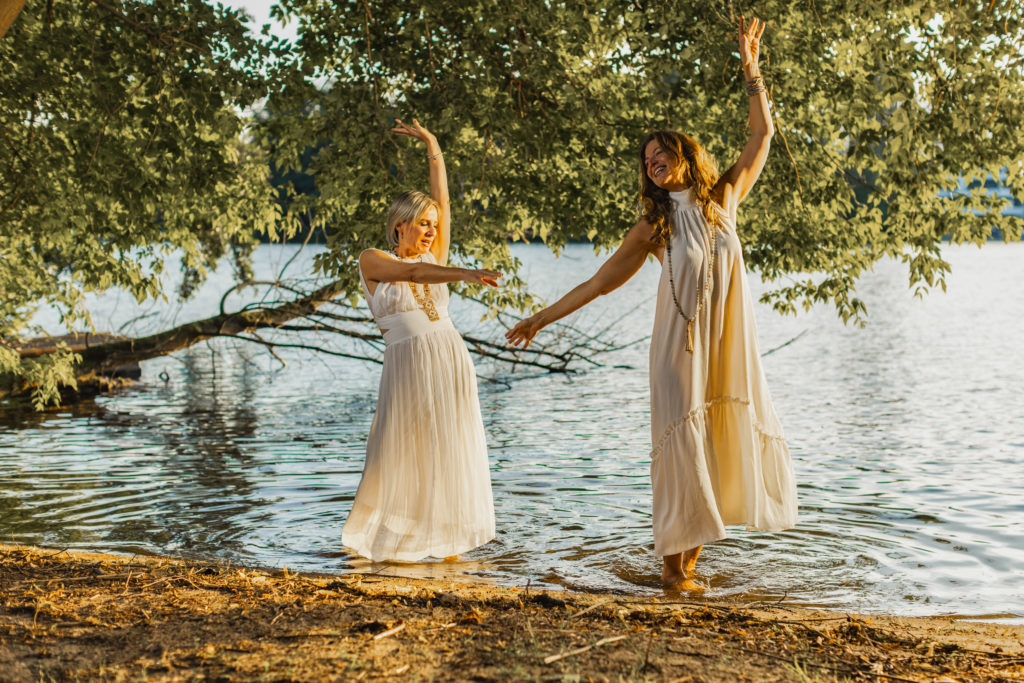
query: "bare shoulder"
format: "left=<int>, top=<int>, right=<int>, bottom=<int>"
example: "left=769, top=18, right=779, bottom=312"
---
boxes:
left=623, top=218, right=659, bottom=249
left=359, top=248, right=393, bottom=265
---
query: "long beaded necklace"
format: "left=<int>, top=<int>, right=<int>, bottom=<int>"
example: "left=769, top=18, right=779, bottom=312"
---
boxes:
left=665, top=223, right=717, bottom=353
left=394, top=251, right=440, bottom=321
left=410, top=281, right=440, bottom=321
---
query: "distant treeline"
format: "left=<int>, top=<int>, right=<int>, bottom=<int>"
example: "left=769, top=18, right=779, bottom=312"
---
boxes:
left=264, top=151, right=1022, bottom=245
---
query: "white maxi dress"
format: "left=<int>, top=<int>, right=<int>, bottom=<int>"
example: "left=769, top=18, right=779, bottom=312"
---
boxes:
left=342, top=250, right=495, bottom=561
left=649, top=188, right=798, bottom=557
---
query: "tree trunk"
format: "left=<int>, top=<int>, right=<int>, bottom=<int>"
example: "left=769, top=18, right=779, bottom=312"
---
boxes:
left=11, top=279, right=350, bottom=386
left=70, top=279, right=350, bottom=375
left=0, top=0, right=25, bottom=40
left=7, top=277, right=608, bottom=404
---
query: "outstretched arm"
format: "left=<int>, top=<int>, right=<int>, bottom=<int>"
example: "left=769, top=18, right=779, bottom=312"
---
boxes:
left=360, top=249, right=499, bottom=295
left=392, top=118, right=452, bottom=265
left=505, top=221, right=658, bottom=348
left=714, top=16, right=774, bottom=220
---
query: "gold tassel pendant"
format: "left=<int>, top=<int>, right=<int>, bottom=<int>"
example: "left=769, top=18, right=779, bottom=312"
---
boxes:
left=685, top=319, right=695, bottom=353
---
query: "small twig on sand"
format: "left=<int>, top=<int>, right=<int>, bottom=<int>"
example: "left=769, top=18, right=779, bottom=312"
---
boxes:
left=544, top=634, right=627, bottom=664
left=18, top=572, right=134, bottom=585
left=373, top=623, right=405, bottom=640
left=570, top=599, right=615, bottom=620
left=733, top=644, right=920, bottom=683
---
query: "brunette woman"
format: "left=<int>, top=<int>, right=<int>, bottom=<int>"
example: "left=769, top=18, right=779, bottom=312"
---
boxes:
left=506, top=18, right=797, bottom=589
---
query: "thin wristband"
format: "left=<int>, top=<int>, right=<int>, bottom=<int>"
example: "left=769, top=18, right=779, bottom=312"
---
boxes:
left=427, top=151, right=443, bottom=160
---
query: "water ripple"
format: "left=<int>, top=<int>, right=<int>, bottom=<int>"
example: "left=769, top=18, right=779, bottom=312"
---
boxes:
left=1, top=242, right=1022, bottom=621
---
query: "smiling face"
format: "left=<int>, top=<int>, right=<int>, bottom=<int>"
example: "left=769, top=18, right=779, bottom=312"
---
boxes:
left=395, top=206, right=438, bottom=257
left=643, top=139, right=684, bottom=190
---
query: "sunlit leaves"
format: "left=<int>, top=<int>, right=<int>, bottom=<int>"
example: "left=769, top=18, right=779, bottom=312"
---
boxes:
left=0, top=0, right=283, bottom=339
left=0, top=0, right=289, bottom=404
left=3, top=0, right=1022, bottom=408
left=267, top=0, right=1022, bottom=326
left=18, top=345, right=81, bottom=411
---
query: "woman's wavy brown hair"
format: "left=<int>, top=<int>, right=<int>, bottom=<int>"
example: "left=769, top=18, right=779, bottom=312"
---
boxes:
left=638, top=131, right=720, bottom=244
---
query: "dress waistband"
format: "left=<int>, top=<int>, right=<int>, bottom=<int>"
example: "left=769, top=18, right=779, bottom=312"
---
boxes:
left=377, top=307, right=453, bottom=345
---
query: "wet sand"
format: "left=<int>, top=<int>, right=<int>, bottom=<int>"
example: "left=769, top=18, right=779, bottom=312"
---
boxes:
left=0, top=544, right=1021, bottom=681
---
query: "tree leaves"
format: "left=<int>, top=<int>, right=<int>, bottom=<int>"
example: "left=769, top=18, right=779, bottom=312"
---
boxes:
left=3, top=0, right=1022, bottom=407
left=0, top=0, right=283, bottom=339
left=266, top=0, right=1023, bottom=325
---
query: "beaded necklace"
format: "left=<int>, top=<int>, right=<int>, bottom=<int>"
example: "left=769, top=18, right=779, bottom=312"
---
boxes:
left=410, top=281, right=440, bottom=321
left=394, top=251, right=440, bottom=321
left=665, top=223, right=717, bottom=353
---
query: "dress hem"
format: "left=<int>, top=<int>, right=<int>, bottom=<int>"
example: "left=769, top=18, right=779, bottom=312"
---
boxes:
left=342, top=533, right=495, bottom=563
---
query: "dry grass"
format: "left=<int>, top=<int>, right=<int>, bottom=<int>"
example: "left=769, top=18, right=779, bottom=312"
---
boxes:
left=0, top=544, right=1021, bottom=682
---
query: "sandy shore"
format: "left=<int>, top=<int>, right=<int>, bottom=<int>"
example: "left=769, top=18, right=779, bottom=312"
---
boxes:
left=0, top=544, right=1021, bottom=682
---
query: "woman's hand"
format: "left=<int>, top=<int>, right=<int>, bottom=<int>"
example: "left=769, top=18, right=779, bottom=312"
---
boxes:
left=505, top=314, right=546, bottom=349
left=391, top=117, right=437, bottom=147
left=738, top=15, right=766, bottom=75
left=465, top=268, right=502, bottom=288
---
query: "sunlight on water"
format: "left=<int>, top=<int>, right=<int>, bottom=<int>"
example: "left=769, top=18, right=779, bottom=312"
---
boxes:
left=1, top=242, right=1022, bottom=621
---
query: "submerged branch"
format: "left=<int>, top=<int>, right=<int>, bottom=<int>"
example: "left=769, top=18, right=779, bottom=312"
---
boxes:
left=10, top=280, right=638, bottom=395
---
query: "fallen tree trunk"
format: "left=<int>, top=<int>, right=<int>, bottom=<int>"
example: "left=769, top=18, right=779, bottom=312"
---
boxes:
left=66, top=279, right=351, bottom=376
left=5, top=278, right=614, bottom=405
left=16, top=332, right=130, bottom=360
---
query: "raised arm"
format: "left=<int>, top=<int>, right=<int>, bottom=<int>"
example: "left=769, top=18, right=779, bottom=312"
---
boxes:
left=360, top=249, right=499, bottom=297
left=505, top=220, right=659, bottom=348
left=714, top=16, right=774, bottom=220
left=392, top=118, right=452, bottom=265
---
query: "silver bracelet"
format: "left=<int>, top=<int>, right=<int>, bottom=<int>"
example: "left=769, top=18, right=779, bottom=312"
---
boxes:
left=427, top=151, right=443, bottom=160
left=745, top=75, right=766, bottom=96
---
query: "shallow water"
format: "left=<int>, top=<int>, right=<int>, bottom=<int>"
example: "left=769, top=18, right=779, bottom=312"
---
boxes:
left=1, top=242, right=1022, bottom=621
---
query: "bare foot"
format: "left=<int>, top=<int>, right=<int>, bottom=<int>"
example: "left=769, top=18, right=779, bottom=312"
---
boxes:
left=661, top=569, right=705, bottom=592
left=679, top=577, right=705, bottom=591
left=661, top=567, right=685, bottom=587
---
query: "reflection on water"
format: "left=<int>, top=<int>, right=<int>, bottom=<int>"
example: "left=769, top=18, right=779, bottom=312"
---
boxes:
left=1, top=242, right=1022, bottom=621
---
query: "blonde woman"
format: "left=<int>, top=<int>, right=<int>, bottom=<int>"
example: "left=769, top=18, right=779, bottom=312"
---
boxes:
left=343, top=118, right=501, bottom=562
left=506, top=18, right=797, bottom=589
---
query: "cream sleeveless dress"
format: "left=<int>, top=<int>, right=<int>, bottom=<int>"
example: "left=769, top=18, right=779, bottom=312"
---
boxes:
left=342, top=250, right=495, bottom=561
left=649, top=188, right=797, bottom=557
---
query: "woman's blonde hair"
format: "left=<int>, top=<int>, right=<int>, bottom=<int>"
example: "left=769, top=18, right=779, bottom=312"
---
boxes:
left=638, top=131, right=720, bottom=244
left=385, top=190, right=440, bottom=248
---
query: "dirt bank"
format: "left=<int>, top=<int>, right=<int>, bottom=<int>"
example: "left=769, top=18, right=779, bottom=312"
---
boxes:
left=0, top=544, right=1021, bottom=681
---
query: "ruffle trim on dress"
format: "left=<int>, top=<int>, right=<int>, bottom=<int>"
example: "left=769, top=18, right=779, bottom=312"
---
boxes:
left=650, top=395, right=786, bottom=461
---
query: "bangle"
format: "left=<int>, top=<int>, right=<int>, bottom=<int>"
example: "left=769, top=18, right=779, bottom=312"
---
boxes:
left=427, top=151, right=443, bottom=160
left=745, top=75, right=766, bottom=96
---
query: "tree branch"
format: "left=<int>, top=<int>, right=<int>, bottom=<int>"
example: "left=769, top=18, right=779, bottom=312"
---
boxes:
left=86, top=0, right=203, bottom=51
left=58, top=278, right=351, bottom=374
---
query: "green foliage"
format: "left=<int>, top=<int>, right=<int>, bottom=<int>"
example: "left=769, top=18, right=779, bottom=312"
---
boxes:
left=0, top=344, right=18, bottom=375
left=0, top=0, right=284, bottom=338
left=0, top=0, right=289, bottom=402
left=267, top=0, right=1023, bottom=323
left=3, top=0, right=1023, bottom=410
left=18, top=345, right=81, bottom=411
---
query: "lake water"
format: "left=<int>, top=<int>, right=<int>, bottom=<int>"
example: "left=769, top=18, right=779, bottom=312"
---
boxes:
left=2, top=242, right=1022, bottom=622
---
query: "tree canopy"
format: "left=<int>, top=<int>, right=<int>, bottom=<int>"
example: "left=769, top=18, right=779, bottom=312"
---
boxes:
left=2, top=0, right=1022, bottom=406
left=266, top=0, right=1023, bottom=319
left=0, top=0, right=287, bottom=395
